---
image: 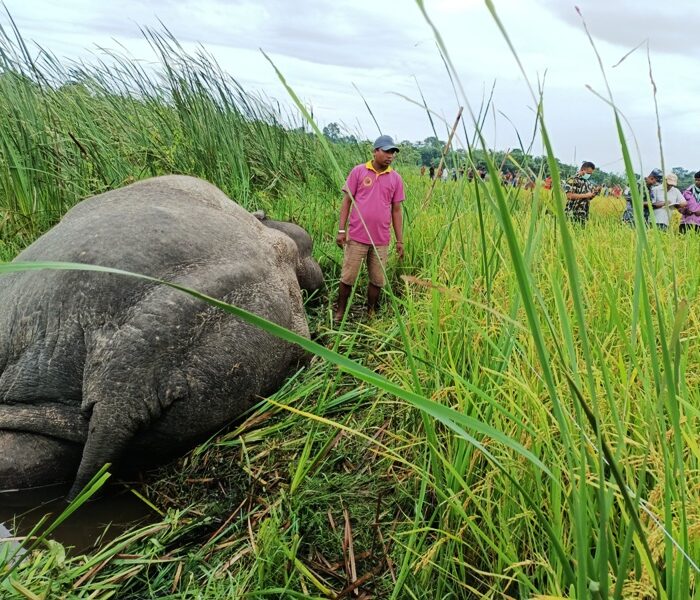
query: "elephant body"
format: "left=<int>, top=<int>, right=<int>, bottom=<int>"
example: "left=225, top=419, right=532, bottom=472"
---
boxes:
left=0, top=175, right=323, bottom=497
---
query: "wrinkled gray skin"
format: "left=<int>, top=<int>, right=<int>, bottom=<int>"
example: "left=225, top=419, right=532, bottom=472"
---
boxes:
left=0, top=175, right=323, bottom=499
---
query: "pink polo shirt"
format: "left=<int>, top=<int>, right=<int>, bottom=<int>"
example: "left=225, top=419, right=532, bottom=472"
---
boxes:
left=343, top=161, right=405, bottom=246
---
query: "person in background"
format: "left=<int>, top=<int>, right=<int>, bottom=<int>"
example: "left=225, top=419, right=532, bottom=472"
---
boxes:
left=649, top=171, right=683, bottom=230
left=680, top=170, right=700, bottom=233
left=441, top=167, right=449, bottom=183
left=420, top=165, right=426, bottom=177
left=563, top=161, right=599, bottom=226
left=334, top=135, right=405, bottom=322
left=621, top=171, right=658, bottom=227
left=429, top=165, right=435, bottom=180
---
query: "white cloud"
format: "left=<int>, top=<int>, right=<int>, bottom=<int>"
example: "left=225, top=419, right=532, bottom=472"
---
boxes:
left=535, top=0, right=700, bottom=58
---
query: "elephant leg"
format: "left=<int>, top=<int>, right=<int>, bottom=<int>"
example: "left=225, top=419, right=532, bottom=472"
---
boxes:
left=0, top=403, right=88, bottom=443
left=0, top=431, right=81, bottom=491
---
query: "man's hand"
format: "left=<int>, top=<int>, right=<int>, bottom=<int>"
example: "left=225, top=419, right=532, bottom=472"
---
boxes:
left=336, top=232, right=347, bottom=248
left=395, top=241, right=404, bottom=260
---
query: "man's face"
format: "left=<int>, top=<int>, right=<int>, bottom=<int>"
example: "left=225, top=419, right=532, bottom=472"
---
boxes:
left=373, top=148, right=397, bottom=169
left=695, top=176, right=700, bottom=188
left=582, top=166, right=594, bottom=177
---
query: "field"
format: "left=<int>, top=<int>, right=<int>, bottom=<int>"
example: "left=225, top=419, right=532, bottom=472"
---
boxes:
left=1, top=20, right=700, bottom=600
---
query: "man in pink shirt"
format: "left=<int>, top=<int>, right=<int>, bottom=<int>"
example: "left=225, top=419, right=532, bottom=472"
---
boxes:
left=334, top=135, right=405, bottom=322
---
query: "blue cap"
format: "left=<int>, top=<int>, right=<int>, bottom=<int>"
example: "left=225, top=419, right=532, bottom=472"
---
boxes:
left=373, top=135, right=399, bottom=152
left=648, top=168, right=663, bottom=180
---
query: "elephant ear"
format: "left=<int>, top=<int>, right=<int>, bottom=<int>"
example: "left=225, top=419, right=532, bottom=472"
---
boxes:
left=252, top=210, right=267, bottom=221
left=257, top=218, right=324, bottom=296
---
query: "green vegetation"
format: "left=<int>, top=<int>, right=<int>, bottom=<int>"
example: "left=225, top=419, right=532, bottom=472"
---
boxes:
left=0, top=22, right=363, bottom=256
left=2, top=10, right=700, bottom=600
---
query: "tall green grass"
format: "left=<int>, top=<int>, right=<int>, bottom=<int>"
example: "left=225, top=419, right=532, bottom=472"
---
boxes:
left=0, top=19, right=361, bottom=252
left=1, top=6, right=699, bottom=599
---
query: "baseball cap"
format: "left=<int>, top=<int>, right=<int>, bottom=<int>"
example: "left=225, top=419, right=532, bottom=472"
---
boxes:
left=373, top=135, right=399, bottom=152
left=648, top=168, right=663, bottom=180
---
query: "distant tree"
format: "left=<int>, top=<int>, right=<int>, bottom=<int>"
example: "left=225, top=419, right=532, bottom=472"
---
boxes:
left=506, top=149, right=526, bottom=170
left=345, top=130, right=699, bottom=187
left=322, top=122, right=342, bottom=142
left=605, top=173, right=627, bottom=186
left=421, top=136, right=443, bottom=149
left=418, top=146, right=439, bottom=167
left=416, top=136, right=445, bottom=166
left=672, top=166, right=693, bottom=190
left=394, top=141, right=421, bottom=167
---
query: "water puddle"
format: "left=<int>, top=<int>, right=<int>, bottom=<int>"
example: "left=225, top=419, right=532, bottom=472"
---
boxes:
left=0, top=482, right=157, bottom=556
left=0, top=521, right=22, bottom=564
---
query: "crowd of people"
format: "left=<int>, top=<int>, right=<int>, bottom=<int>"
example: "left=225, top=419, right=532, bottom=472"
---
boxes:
left=419, top=159, right=700, bottom=232
left=564, top=162, right=700, bottom=232
left=421, top=164, right=498, bottom=183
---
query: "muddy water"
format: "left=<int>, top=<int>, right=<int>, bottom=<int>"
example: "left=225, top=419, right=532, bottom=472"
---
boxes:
left=0, top=483, right=157, bottom=555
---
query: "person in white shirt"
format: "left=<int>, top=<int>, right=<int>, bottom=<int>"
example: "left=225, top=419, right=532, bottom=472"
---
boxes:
left=650, top=172, right=686, bottom=230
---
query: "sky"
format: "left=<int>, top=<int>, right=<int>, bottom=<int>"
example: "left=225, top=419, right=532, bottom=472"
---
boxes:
left=3, top=0, right=700, bottom=174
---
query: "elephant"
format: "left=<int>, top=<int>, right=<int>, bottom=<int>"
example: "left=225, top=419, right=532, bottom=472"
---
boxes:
left=0, top=175, right=324, bottom=499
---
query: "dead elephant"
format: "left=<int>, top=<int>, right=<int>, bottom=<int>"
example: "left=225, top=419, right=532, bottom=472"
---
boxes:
left=0, top=175, right=324, bottom=498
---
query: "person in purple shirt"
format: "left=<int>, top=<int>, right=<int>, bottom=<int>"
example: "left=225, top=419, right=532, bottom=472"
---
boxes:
left=680, top=170, right=700, bottom=233
left=334, top=135, right=405, bottom=322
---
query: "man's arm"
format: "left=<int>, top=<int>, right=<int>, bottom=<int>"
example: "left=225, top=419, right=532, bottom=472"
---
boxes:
left=336, top=191, right=352, bottom=248
left=566, top=190, right=595, bottom=201
left=650, top=186, right=668, bottom=208
left=391, top=202, right=404, bottom=259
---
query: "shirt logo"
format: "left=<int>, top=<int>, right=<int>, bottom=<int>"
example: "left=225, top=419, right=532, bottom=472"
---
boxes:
left=362, top=176, right=373, bottom=187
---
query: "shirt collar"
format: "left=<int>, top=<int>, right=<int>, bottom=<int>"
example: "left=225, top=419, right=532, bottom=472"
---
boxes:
left=365, top=160, right=393, bottom=175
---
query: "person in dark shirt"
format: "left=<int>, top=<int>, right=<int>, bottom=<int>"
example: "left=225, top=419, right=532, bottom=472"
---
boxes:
left=621, top=169, right=661, bottom=227
left=563, top=161, right=599, bottom=225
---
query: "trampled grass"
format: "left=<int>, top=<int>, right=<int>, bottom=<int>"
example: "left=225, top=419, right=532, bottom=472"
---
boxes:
left=1, top=8, right=700, bottom=600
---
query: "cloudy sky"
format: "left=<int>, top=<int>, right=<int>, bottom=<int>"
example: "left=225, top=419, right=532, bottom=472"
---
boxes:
left=4, top=0, right=699, bottom=173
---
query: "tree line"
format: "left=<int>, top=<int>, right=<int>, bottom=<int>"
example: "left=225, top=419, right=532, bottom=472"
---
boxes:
left=322, top=122, right=696, bottom=189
